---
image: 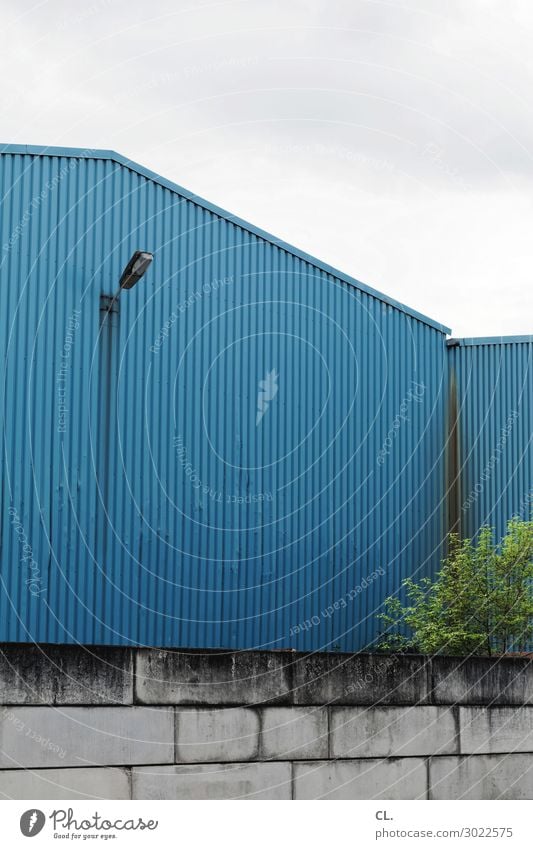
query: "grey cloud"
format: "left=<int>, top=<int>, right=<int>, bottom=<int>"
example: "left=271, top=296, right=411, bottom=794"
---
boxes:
left=1, top=0, right=532, bottom=335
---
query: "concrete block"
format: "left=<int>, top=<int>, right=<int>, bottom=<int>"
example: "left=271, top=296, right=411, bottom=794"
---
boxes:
left=175, top=708, right=260, bottom=762
left=430, top=754, right=533, bottom=799
left=294, top=758, right=428, bottom=799
left=132, top=762, right=292, bottom=799
left=0, top=706, right=174, bottom=768
left=459, top=707, right=533, bottom=754
left=291, top=653, right=429, bottom=705
left=0, top=767, right=130, bottom=799
left=431, top=657, right=533, bottom=705
left=0, top=645, right=133, bottom=704
left=135, top=649, right=292, bottom=705
left=260, top=707, right=328, bottom=759
left=330, top=706, right=458, bottom=758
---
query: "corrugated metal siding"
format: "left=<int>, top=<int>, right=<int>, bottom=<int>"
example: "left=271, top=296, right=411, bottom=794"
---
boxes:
left=0, top=149, right=449, bottom=649
left=448, top=339, right=533, bottom=541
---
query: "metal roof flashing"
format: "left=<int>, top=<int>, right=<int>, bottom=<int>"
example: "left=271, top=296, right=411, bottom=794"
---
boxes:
left=1, top=142, right=452, bottom=334
left=447, top=336, right=533, bottom=347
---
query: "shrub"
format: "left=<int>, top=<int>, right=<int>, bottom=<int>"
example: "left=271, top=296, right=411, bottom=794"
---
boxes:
left=378, top=518, right=533, bottom=655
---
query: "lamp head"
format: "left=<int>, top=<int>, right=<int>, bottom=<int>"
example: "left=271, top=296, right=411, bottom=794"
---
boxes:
left=119, top=251, right=153, bottom=289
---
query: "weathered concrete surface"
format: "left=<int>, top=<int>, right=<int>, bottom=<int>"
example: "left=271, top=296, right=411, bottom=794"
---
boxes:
left=0, top=645, right=133, bottom=704
left=132, top=763, right=292, bottom=799
left=0, top=706, right=174, bottom=768
left=135, top=650, right=292, bottom=705
left=293, top=758, right=428, bottom=800
left=0, top=648, right=532, bottom=799
left=2, top=647, right=532, bottom=708
left=431, top=657, right=533, bottom=705
left=459, top=707, right=533, bottom=754
left=429, top=754, right=533, bottom=799
left=291, top=653, right=430, bottom=705
left=260, top=707, right=328, bottom=760
left=0, top=767, right=130, bottom=799
left=175, top=708, right=260, bottom=762
left=330, top=706, right=458, bottom=758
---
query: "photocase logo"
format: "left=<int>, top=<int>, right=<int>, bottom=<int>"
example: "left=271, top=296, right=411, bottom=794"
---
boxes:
left=256, top=369, right=279, bottom=425
left=20, top=809, right=45, bottom=837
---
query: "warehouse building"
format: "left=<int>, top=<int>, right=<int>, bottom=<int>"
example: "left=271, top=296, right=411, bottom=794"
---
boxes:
left=0, top=144, right=531, bottom=650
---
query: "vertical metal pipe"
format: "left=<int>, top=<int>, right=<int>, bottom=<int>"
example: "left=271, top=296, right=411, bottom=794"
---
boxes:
left=447, top=362, right=461, bottom=538
left=96, top=294, right=120, bottom=616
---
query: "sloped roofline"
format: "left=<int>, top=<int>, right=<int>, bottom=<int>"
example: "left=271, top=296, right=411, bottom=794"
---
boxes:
left=0, top=143, right=453, bottom=334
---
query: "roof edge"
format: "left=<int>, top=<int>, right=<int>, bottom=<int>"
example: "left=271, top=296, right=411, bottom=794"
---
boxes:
left=0, top=143, right=452, bottom=334
left=447, top=336, right=533, bottom=347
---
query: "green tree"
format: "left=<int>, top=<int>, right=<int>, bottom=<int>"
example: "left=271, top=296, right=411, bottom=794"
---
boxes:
left=378, top=518, right=533, bottom=655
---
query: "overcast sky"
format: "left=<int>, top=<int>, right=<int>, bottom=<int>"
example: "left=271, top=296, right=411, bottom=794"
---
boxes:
left=2, top=0, right=532, bottom=336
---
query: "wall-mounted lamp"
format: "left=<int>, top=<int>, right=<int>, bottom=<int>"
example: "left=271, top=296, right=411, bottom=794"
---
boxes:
left=101, top=250, right=154, bottom=315
left=118, top=251, right=154, bottom=290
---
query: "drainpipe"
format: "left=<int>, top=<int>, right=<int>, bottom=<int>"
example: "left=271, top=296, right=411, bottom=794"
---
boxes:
left=446, top=343, right=461, bottom=539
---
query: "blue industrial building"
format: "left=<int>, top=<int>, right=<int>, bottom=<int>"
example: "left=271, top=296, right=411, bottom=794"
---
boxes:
left=0, top=144, right=531, bottom=649
left=447, top=337, right=532, bottom=541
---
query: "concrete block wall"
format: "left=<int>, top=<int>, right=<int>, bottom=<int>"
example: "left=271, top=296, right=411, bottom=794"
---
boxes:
left=0, top=647, right=532, bottom=800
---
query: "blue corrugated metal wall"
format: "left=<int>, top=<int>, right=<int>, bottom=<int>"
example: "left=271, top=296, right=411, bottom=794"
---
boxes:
left=448, top=338, right=533, bottom=541
left=0, top=145, right=460, bottom=649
